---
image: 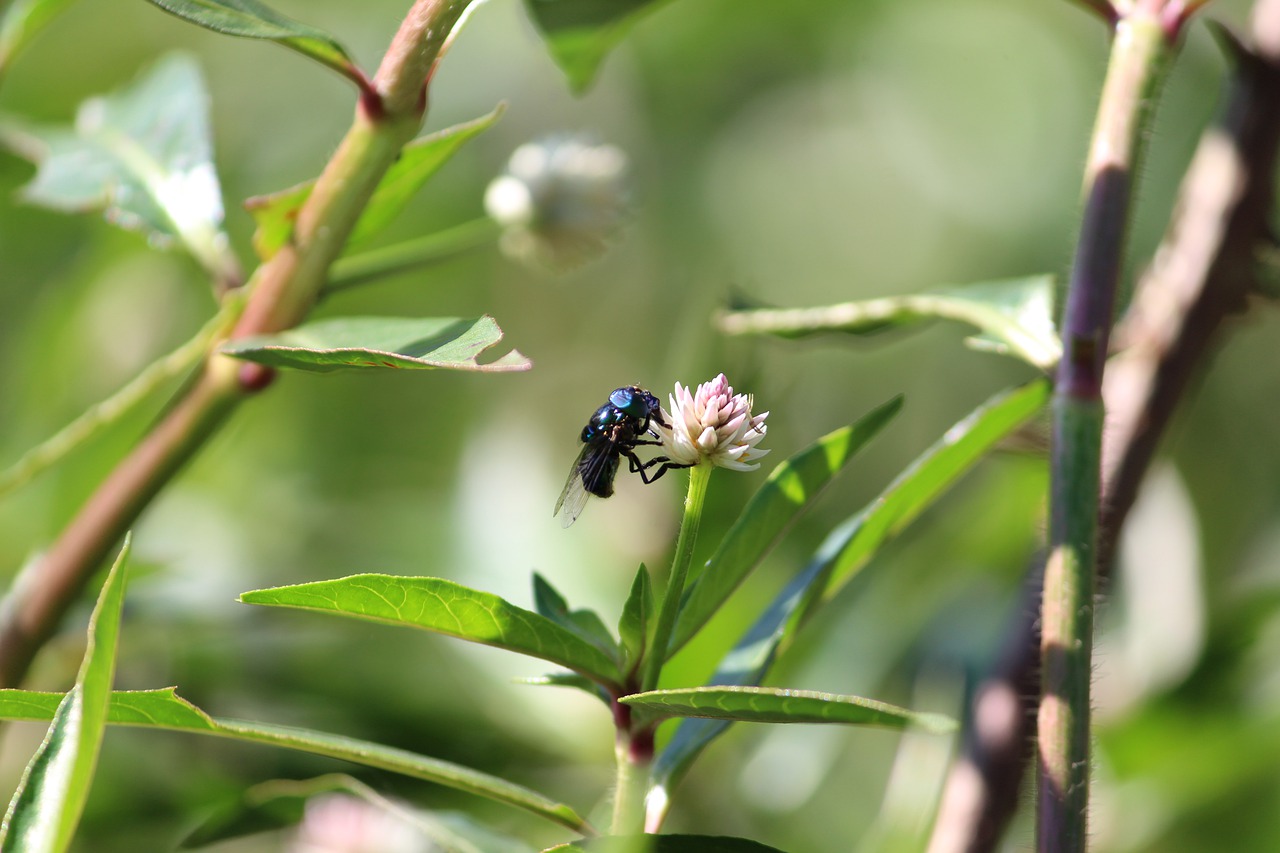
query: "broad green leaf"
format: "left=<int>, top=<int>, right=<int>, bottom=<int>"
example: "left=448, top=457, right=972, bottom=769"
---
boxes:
left=524, top=0, right=673, bottom=93
left=653, top=380, right=1049, bottom=791
left=669, top=395, right=902, bottom=656
left=143, top=0, right=359, bottom=84
left=623, top=686, right=955, bottom=732
left=181, top=773, right=537, bottom=852
left=220, top=316, right=532, bottom=373
left=0, top=54, right=231, bottom=276
left=0, top=688, right=590, bottom=834
left=617, top=565, right=653, bottom=674
left=718, top=275, right=1061, bottom=370
left=547, top=836, right=788, bottom=853
left=0, top=535, right=131, bottom=852
left=532, top=574, right=619, bottom=662
left=240, top=575, right=622, bottom=687
left=247, top=106, right=504, bottom=261
left=0, top=0, right=76, bottom=73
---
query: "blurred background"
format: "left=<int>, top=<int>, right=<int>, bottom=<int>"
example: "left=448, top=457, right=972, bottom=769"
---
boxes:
left=0, top=0, right=1276, bottom=850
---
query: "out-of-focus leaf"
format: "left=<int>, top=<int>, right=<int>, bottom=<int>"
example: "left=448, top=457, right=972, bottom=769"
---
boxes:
left=240, top=575, right=622, bottom=688
left=622, top=686, right=955, bottom=732
left=143, top=0, right=360, bottom=84
left=247, top=106, right=504, bottom=261
left=653, top=380, right=1049, bottom=792
left=0, top=688, right=591, bottom=834
left=0, top=0, right=77, bottom=72
left=524, top=0, right=673, bottom=94
left=669, top=395, right=902, bottom=656
left=532, top=574, right=619, bottom=661
left=618, top=565, right=653, bottom=674
left=718, top=275, right=1061, bottom=370
left=547, top=836, right=788, bottom=853
left=220, top=316, right=531, bottom=373
left=181, top=773, right=538, bottom=852
left=0, top=54, right=231, bottom=274
left=0, top=536, right=131, bottom=853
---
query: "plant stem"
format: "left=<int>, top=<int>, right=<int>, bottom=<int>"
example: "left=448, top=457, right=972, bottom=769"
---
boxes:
left=642, top=463, right=712, bottom=693
left=611, top=703, right=650, bottom=835
left=0, top=0, right=477, bottom=690
left=1039, top=12, right=1172, bottom=853
left=326, top=216, right=500, bottom=295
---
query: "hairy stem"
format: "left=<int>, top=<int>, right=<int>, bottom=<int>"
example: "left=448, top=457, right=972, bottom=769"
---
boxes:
left=1040, top=12, right=1172, bottom=853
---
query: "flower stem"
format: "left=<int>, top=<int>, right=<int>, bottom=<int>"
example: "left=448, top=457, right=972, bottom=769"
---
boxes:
left=641, top=463, right=713, bottom=694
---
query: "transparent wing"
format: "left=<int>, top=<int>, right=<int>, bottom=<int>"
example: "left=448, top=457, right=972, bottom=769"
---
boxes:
left=554, top=444, right=595, bottom=527
left=554, top=440, right=619, bottom=528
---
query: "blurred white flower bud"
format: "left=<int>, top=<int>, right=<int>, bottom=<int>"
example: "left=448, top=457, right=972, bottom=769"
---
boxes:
left=484, top=135, right=630, bottom=270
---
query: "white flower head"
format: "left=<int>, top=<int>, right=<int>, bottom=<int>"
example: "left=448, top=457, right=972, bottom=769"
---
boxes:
left=655, top=374, right=769, bottom=471
left=483, top=134, right=630, bottom=270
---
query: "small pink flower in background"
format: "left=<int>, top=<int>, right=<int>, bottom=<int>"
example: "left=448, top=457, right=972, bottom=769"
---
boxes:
left=289, top=794, right=428, bottom=853
left=655, top=374, right=769, bottom=471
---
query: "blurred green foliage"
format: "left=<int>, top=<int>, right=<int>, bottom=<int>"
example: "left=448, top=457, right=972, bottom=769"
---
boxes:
left=1, top=0, right=1278, bottom=850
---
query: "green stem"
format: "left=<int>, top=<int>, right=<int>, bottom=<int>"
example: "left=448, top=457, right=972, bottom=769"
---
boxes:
left=326, top=217, right=500, bottom=294
left=611, top=724, right=649, bottom=835
left=1039, top=12, right=1173, bottom=853
left=642, top=463, right=713, bottom=694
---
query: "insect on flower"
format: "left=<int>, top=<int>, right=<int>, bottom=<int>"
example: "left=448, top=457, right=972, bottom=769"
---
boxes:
left=554, top=385, right=689, bottom=527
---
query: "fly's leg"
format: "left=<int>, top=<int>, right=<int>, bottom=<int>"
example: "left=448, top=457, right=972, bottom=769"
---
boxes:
left=622, top=449, right=693, bottom=485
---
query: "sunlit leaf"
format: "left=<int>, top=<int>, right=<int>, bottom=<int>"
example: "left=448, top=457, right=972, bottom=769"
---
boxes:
left=623, top=686, right=955, bottom=732
left=247, top=106, right=504, bottom=261
left=532, top=574, right=619, bottom=661
left=0, top=688, right=590, bottom=834
left=143, top=0, right=360, bottom=84
left=547, top=836, right=788, bottom=853
left=718, top=275, right=1061, bottom=370
left=0, top=536, right=131, bottom=853
left=0, top=54, right=231, bottom=274
left=669, top=395, right=902, bottom=655
left=618, top=565, right=653, bottom=674
left=220, top=316, right=531, bottom=373
left=524, top=0, right=673, bottom=93
left=240, top=574, right=622, bottom=687
left=181, top=773, right=537, bottom=852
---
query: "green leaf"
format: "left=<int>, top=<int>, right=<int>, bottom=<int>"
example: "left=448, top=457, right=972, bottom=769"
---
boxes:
left=0, top=54, right=231, bottom=274
left=547, top=836, right=788, bottom=853
left=0, top=535, right=131, bottom=852
left=181, top=773, right=538, bottom=852
left=220, top=316, right=532, bottom=373
left=524, top=0, right=673, bottom=93
left=617, top=565, right=653, bottom=674
left=143, top=0, right=360, bottom=84
left=718, top=275, right=1061, bottom=370
left=653, top=380, right=1049, bottom=790
left=0, top=688, right=591, bottom=834
left=240, top=574, right=622, bottom=688
left=532, top=574, right=620, bottom=662
left=623, top=686, right=955, bottom=732
left=669, top=395, right=902, bottom=655
left=247, top=106, right=504, bottom=261
left=0, top=0, right=77, bottom=73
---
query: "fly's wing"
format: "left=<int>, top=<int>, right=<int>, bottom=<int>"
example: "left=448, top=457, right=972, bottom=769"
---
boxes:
left=554, top=440, right=617, bottom=528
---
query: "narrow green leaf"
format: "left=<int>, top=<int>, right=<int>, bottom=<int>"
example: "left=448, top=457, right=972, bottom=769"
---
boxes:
left=718, top=275, right=1061, bottom=370
left=0, top=0, right=77, bottom=73
left=654, top=380, right=1049, bottom=790
left=669, top=395, right=902, bottom=655
left=532, top=574, right=620, bottom=662
left=524, top=0, right=673, bottom=94
left=0, top=688, right=591, bottom=834
left=617, top=565, right=653, bottom=674
left=0, top=535, right=131, bottom=852
left=143, top=0, right=360, bottom=84
left=0, top=54, right=232, bottom=277
left=220, top=316, right=532, bottom=373
left=240, top=574, right=621, bottom=687
left=622, top=686, right=955, bottom=733
left=247, top=106, right=504, bottom=261
left=181, top=773, right=538, bottom=852
left=547, top=835, right=788, bottom=853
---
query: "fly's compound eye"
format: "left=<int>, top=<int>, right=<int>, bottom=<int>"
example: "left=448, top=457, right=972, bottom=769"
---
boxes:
left=608, top=387, right=635, bottom=410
